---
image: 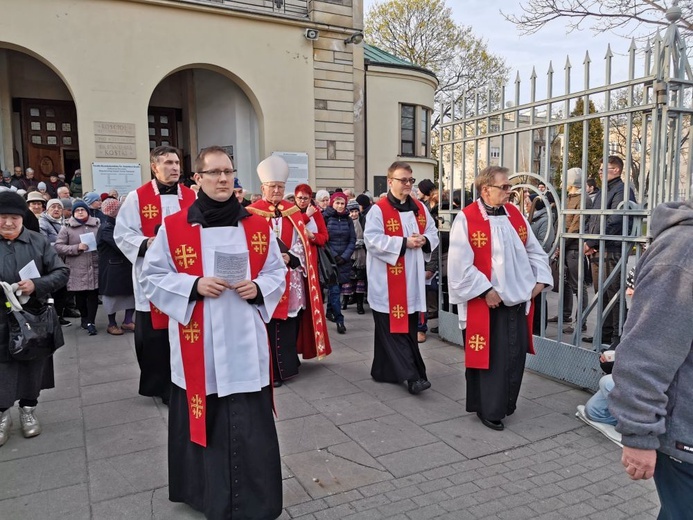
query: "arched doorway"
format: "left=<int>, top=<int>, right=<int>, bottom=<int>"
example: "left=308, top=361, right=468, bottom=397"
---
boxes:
left=148, top=67, right=260, bottom=193
left=0, top=48, right=80, bottom=183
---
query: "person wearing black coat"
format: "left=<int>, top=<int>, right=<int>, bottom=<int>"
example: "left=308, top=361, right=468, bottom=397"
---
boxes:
left=323, top=192, right=356, bottom=333
left=96, top=198, right=135, bottom=336
left=0, top=191, right=69, bottom=447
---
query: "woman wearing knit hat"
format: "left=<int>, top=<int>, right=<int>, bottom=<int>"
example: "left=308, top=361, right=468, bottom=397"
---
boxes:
left=55, top=201, right=101, bottom=335
left=323, top=192, right=356, bottom=333
left=346, top=199, right=367, bottom=314
left=0, top=191, right=69, bottom=447
left=97, top=198, right=135, bottom=335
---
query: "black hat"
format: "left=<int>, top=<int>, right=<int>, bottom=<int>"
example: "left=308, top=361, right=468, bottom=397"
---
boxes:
left=417, top=179, right=436, bottom=196
left=356, top=194, right=371, bottom=208
left=0, top=191, right=28, bottom=216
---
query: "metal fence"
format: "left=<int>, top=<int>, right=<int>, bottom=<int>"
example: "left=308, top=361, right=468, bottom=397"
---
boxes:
left=436, top=8, right=692, bottom=391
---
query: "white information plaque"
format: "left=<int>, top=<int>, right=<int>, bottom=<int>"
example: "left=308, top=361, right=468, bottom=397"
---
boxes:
left=271, top=151, right=309, bottom=194
left=92, top=163, right=142, bottom=196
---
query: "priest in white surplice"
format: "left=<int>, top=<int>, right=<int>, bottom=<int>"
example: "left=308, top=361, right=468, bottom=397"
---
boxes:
left=364, top=161, right=439, bottom=395
left=114, top=146, right=196, bottom=404
left=140, top=146, right=286, bottom=520
left=447, top=166, right=552, bottom=431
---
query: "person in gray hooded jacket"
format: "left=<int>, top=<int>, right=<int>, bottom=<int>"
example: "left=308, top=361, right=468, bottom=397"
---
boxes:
left=608, top=199, right=693, bottom=519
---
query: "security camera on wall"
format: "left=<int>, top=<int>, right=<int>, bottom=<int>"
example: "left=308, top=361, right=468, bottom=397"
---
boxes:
left=304, top=28, right=319, bottom=41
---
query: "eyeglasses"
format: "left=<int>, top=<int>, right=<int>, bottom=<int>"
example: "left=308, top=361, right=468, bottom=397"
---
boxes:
left=487, top=184, right=512, bottom=191
left=197, top=169, right=237, bottom=177
left=391, top=177, right=416, bottom=185
left=295, top=196, right=311, bottom=201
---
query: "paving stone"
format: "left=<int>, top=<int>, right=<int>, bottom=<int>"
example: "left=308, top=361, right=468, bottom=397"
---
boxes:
left=0, top=448, right=86, bottom=500
left=85, top=417, right=167, bottom=460
left=357, top=480, right=396, bottom=498
left=558, top=502, right=598, bottom=518
left=327, top=360, right=372, bottom=383
left=497, top=505, right=538, bottom=520
left=276, top=414, right=351, bottom=456
left=0, top=483, right=90, bottom=520
left=425, top=415, right=529, bottom=459
left=417, top=477, right=453, bottom=494
left=529, top=496, right=568, bottom=514
left=88, top=446, right=167, bottom=502
left=80, top=377, right=142, bottom=406
left=286, top=497, right=328, bottom=517
left=80, top=361, right=140, bottom=386
left=285, top=367, right=361, bottom=402
left=386, top=391, right=467, bottom=426
left=340, top=414, right=437, bottom=457
left=377, top=441, right=465, bottom=478
left=273, top=391, right=319, bottom=421
left=411, top=489, right=450, bottom=507
left=151, top=486, right=205, bottom=519
left=0, top=418, right=84, bottom=462
left=282, top=444, right=391, bottom=499
left=505, top=411, right=582, bottom=442
left=375, top=498, right=418, bottom=517
left=310, top=392, right=395, bottom=426
left=350, top=493, right=390, bottom=512
left=427, top=373, right=466, bottom=401
left=83, top=396, right=163, bottom=430
left=404, top=503, right=448, bottom=519
left=323, top=489, right=363, bottom=508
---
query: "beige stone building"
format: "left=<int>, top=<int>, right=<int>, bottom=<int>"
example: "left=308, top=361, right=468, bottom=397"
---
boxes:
left=0, top=0, right=437, bottom=197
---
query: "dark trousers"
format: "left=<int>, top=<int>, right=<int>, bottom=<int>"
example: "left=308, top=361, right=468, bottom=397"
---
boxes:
left=654, top=451, right=693, bottom=520
left=327, top=284, right=344, bottom=325
left=565, top=249, right=589, bottom=322
left=74, top=289, right=99, bottom=324
left=590, top=252, right=625, bottom=344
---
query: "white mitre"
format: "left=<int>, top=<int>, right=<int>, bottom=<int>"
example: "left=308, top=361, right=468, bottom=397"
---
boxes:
left=257, top=155, right=289, bottom=183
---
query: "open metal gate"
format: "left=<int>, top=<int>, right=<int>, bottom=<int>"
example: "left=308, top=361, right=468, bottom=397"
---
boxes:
left=436, top=7, right=693, bottom=391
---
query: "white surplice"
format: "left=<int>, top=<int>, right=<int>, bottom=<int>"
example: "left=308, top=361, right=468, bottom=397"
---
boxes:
left=140, top=221, right=287, bottom=397
left=114, top=189, right=189, bottom=311
left=447, top=203, right=553, bottom=330
left=364, top=200, right=439, bottom=314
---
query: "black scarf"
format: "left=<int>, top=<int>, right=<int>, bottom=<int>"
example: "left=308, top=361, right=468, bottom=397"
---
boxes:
left=188, top=189, right=248, bottom=228
left=156, top=180, right=178, bottom=196
left=386, top=191, right=419, bottom=213
left=480, top=198, right=506, bottom=216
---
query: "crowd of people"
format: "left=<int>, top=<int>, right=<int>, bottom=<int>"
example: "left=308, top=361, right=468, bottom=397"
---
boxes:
left=0, top=150, right=690, bottom=520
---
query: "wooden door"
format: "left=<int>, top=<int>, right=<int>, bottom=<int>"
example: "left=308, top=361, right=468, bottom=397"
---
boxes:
left=147, top=107, right=179, bottom=150
left=20, top=99, right=78, bottom=182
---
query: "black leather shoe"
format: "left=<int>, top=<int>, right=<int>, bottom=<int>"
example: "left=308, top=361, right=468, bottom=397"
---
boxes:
left=582, top=336, right=594, bottom=343
left=326, top=311, right=335, bottom=322
left=420, top=379, right=431, bottom=391
left=336, top=323, right=346, bottom=334
left=430, top=327, right=439, bottom=334
left=356, top=303, right=365, bottom=315
left=408, top=380, right=425, bottom=395
left=477, top=412, right=504, bottom=431
left=63, top=308, right=81, bottom=318
left=273, top=379, right=283, bottom=388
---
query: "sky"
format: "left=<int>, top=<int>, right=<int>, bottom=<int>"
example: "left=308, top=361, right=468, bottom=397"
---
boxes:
left=362, top=0, right=661, bottom=103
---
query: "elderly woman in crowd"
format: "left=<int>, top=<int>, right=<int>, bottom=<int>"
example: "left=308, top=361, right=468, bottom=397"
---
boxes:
left=55, top=201, right=101, bottom=335
left=346, top=199, right=367, bottom=314
left=0, top=192, right=69, bottom=447
left=39, top=199, right=64, bottom=245
left=26, top=191, right=46, bottom=218
left=323, top=192, right=356, bottom=334
left=315, top=189, right=330, bottom=211
left=97, top=198, right=135, bottom=335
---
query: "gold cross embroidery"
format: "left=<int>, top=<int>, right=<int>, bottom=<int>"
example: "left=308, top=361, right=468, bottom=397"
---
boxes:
left=518, top=226, right=528, bottom=242
left=471, top=231, right=488, bottom=248
left=417, top=214, right=426, bottom=229
left=386, top=218, right=400, bottom=233
left=391, top=304, right=406, bottom=319
left=182, top=320, right=201, bottom=343
left=388, top=262, right=404, bottom=276
left=174, top=245, right=197, bottom=269
left=251, top=232, right=268, bottom=254
left=469, top=334, right=486, bottom=352
left=190, top=394, right=204, bottom=419
left=142, top=204, right=159, bottom=220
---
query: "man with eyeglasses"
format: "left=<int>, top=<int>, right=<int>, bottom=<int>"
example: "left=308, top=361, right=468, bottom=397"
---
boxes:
left=447, top=166, right=552, bottom=430
left=248, top=156, right=331, bottom=387
left=115, top=146, right=196, bottom=405
left=141, top=146, right=286, bottom=519
left=364, top=161, right=439, bottom=395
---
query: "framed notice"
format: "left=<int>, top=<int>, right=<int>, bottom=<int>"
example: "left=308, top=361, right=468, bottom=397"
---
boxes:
left=271, top=151, right=309, bottom=194
left=92, top=163, right=142, bottom=196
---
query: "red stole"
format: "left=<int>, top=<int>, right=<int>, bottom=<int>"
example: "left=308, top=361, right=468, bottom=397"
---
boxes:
left=464, top=200, right=535, bottom=369
left=164, top=209, right=270, bottom=447
left=137, top=180, right=196, bottom=329
left=247, top=200, right=331, bottom=360
left=376, top=197, right=428, bottom=333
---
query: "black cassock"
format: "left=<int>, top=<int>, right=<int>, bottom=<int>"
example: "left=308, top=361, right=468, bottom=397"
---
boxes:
left=465, top=303, right=528, bottom=421
left=133, top=310, right=171, bottom=399
left=169, top=384, right=282, bottom=520
left=266, top=316, right=301, bottom=382
left=370, top=311, right=427, bottom=383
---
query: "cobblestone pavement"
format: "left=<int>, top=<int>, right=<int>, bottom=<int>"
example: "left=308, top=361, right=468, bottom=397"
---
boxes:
left=0, top=307, right=659, bottom=519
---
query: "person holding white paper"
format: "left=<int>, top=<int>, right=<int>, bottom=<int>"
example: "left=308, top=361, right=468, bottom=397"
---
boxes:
left=141, top=146, right=286, bottom=520
left=55, top=201, right=101, bottom=335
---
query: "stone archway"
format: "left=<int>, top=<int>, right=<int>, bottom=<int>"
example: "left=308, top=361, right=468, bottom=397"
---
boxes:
left=0, top=47, right=80, bottom=184
left=147, top=66, right=261, bottom=194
